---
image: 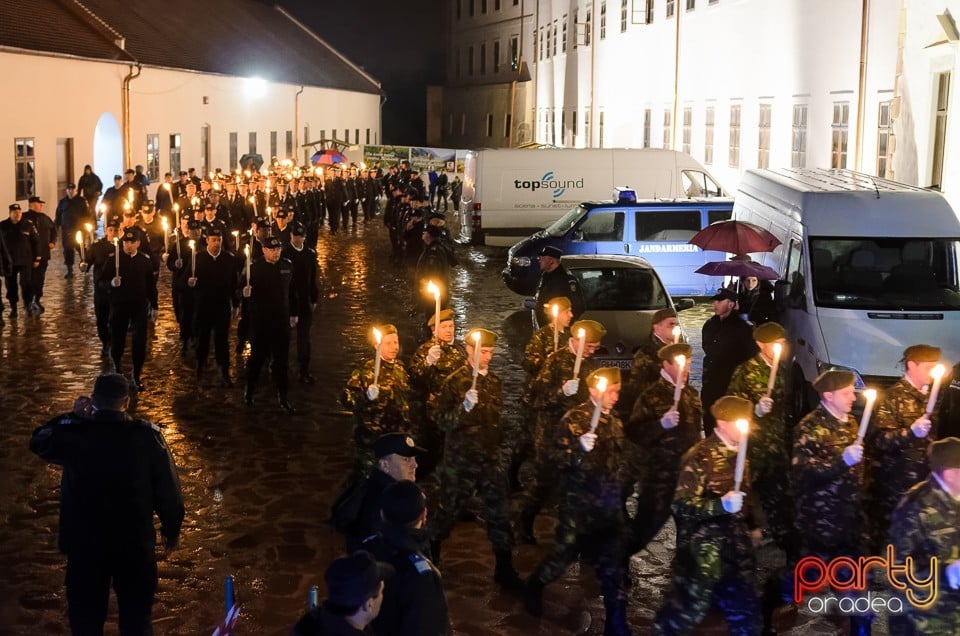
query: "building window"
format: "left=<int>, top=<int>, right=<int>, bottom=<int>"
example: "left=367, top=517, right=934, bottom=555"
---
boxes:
left=686, top=0, right=695, bottom=10
left=448, top=113, right=454, bottom=136
left=487, top=114, right=494, bottom=137
left=146, top=134, right=160, bottom=180
left=932, top=72, right=951, bottom=189
left=552, top=20, right=558, bottom=55
left=366, top=128, right=371, bottom=144
left=270, top=131, right=278, bottom=160
left=709, top=0, right=718, bottom=3
left=645, top=0, right=654, bottom=23
left=249, top=132, right=257, bottom=153
left=551, top=110, right=557, bottom=145
left=457, top=0, right=461, bottom=20
left=461, top=113, right=467, bottom=136
left=510, top=36, right=519, bottom=68
left=704, top=107, right=715, bottom=164
left=480, top=43, right=487, bottom=74
left=169, top=133, right=181, bottom=177
left=504, top=113, right=512, bottom=138
left=600, top=2, right=607, bottom=40
left=229, top=132, right=238, bottom=170
left=729, top=105, right=741, bottom=168
left=621, top=0, right=628, bottom=32
left=643, top=109, right=652, bottom=148
left=573, top=10, right=578, bottom=49
left=539, top=27, right=544, bottom=60
left=546, top=25, right=551, bottom=57
left=468, top=46, right=475, bottom=74
left=354, top=129, right=359, bottom=144
left=562, top=17, right=568, bottom=52
left=875, top=101, right=892, bottom=177
left=599, top=111, right=605, bottom=147
left=493, top=40, right=500, bottom=72
left=201, top=126, right=210, bottom=176
left=666, top=0, right=675, bottom=18
left=831, top=101, right=849, bottom=169
left=572, top=110, right=578, bottom=145
left=562, top=110, right=567, bottom=144
left=331, top=129, right=338, bottom=142
left=469, top=0, right=474, bottom=17
left=663, top=110, right=672, bottom=149
left=495, top=0, right=501, bottom=10
left=455, top=49, right=462, bottom=80
left=682, top=107, right=692, bottom=154
left=791, top=104, right=807, bottom=168
left=481, top=0, right=487, bottom=13
left=758, top=103, right=771, bottom=169
left=585, top=9, right=592, bottom=45
left=14, top=137, right=35, bottom=200
left=286, top=130, right=293, bottom=158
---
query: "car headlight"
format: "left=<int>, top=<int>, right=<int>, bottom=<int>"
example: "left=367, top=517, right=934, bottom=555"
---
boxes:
left=816, top=360, right=866, bottom=390
left=511, top=256, right=531, bottom=267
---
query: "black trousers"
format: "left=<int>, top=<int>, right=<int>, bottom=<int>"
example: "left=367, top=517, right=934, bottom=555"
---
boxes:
left=94, top=291, right=111, bottom=345
left=62, top=233, right=77, bottom=269
left=295, top=310, right=312, bottom=374
left=32, top=259, right=49, bottom=300
left=66, top=550, right=157, bottom=636
left=110, top=300, right=148, bottom=378
left=195, top=303, right=231, bottom=372
left=171, top=287, right=195, bottom=343
left=246, top=321, right=290, bottom=396
left=4, top=265, right=33, bottom=305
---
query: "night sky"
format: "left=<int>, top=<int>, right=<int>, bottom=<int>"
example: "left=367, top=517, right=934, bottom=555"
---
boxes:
left=268, top=1, right=448, bottom=145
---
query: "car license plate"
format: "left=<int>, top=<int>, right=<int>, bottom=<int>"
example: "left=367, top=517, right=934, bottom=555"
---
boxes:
left=598, top=359, right=632, bottom=369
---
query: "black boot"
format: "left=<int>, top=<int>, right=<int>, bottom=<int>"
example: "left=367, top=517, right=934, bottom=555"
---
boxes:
left=243, top=386, right=254, bottom=406
left=603, top=598, right=631, bottom=636
left=524, top=577, right=544, bottom=617
left=278, top=393, right=296, bottom=415
left=493, top=550, right=523, bottom=591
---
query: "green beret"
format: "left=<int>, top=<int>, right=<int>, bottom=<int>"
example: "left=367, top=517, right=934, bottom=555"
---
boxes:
left=587, top=367, right=622, bottom=387
left=427, top=308, right=455, bottom=327
left=652, top=308, right=678, bottom=324
left=903, top=344, right=942, bottom=364
left=372, top=324, right=398, bottom=345
left=571, top=319, right=607, bottom=342
left=811, top=370, right=855, bottom=394
left=658, top=343, right=692, bottom=361
left=928, top=437, right=960, bottom=473
left=753, top=322, right=786, bottom=343
left=709, top=395, right=754, bottom=422
left=544, top=296, right=572, bottom=312
left=466, top=327, right=498, bottom=347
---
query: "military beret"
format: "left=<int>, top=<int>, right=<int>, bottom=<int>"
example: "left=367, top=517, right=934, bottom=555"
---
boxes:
left=540, top=245, right=563, bottom=259
left=903, top=344, right=942, bottom=364
left=658, top=342, right=692, bottom=362
left=262, top=236, right=282, bottom=249
left=711, top=288, right=738, bottom=302
left=290, top=222, right=306, bottom=236
left=92, top=373, right=130, bottom=402
left=753, top=322, right=786, bottom=343
left=710, top=395, right=754, bottom=422
left=811, top=370, right=856, bottom=394
left=427, top=308, right=455, bottom=327
left=466, top=327, right=498, bottom=348
left=544, top=296, right=572, bottom=312
left=652, top=308, right=678, bottom=324
left=586, top=367, right=621, bottom=388
left=205, top=226, right=223, bottom=237
left=928, top=437, right=960, bottom=473
left=121, top=229, right=139, bottom=242
left=380, top=480, right=427, bottom=525
left=571, top=319, right=607, bottom=342
left=373, top=324, right=399, bottom=341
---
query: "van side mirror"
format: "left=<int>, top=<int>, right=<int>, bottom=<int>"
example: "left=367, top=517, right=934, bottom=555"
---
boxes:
left=572, top=230, right=584, bottom=241
left=674, top=298, right=696, bottom=311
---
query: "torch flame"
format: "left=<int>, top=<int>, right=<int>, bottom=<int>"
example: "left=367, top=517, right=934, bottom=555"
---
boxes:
left=161, top=218, right=168, bottom=230
left=735, top=419, right=749, bottom=435
left=188, top=239, right=195, bottom=249
left=675, top=354, right=686, bottom=370
left=932, top=364, right=946, bottom=380
left=84, top=223, right=93, bottom=233
left=773, top=342, right=783, bottom=357
left=596, top=376, right=608, bottom=393
left=426, top=280, right=439, bottom=298
left=863, top=388, right=878, bottom=402
left=577, top=328, right=585, bottom=339
left=552, top=304, right=559, bottom=318
left=373, top=327, right=382, bottom=344
left=75, top=231, right=83, bottom=245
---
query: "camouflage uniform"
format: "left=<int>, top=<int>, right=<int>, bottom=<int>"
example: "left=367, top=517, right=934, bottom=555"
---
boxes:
left=864, top=378, right=937, bottom=553
left=407, top=338, right=467, bottom=475
left=519, top=347, right=600, bottom=525
left=342, top=358, right=411, bottom=476
left=624, top=376, right=702, bottom=555
left=728, top=354, right=796, bottom=552
left=530, top=401, right=630, bottom=631
left=620, top=333, right=672, bottom=415
left=889, top=476, right=960, bottom=635
left=431, top=365, right=513, bottom=552
left=654, top=434, right=760, bottom=635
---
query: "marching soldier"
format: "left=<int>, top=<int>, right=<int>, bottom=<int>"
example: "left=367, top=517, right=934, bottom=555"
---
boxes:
left=791, top=370, right=871, bottom=635
left=241, top=235, right=298, bottom=414
left=889, top=436, right=960, bottom=635
left=621, top=308, right=683, bottom=413
left=511, top=296, right=574, bottom=490
left=281, top=222, right=319, bottom=384
left=342, top=324, right=411, bottom=477
left=167, top=217, right=200, bottom=355
left=625, top=343, right=702, bottom=560
left=345, top=166, right=360, bottom=227
left=431, top=328, right=521, bottom=589
left=524, top=368, right=632, bottom=636
left=326, top=167, right=346, bottom=234
left=653, top=396, right=761, bottom=635
left=82, top=219, right=121, bottom=355
left=518, top=319, right=606, bottom=544
left=407, top=309, right=467, bottom=476
left=727, top=322, right=795, bottom=555
left=864, top=344, right=942, bottom=553
left=191, top=228, right=239, bottom=387
left=99, top=229, right=157, bottom=391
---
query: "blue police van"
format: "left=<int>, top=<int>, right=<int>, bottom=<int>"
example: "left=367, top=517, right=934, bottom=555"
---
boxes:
left=502, top=189, right=736, bottom=297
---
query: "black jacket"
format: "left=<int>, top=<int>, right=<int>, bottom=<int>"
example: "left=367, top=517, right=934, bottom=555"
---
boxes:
left=290, top=604, right=372, bottom=636
left=78, top=171, right=103, bottom=201
left=342, top=468, right=396, bottom=552
left=85, top=238, right=116, bottom=295
left=536, top=266, right=584, bottom=319
left=193, top=248, right=239, bottom=311
left=98, top=248, right=158, bottom=310
left=55, top=194, right=92, bottom=233
left=244, top=257, right=295, bottom=327
left=701, top=313, right=758, bottom=390
left=0, top=217, right=40, bottom=268
left=363, top=524, right=451, bottom=636
left=23, top=210, right=57, bottom=260
left=282, top=243, right=319, bottom=317
left=29, top=409, right=184, bottom=557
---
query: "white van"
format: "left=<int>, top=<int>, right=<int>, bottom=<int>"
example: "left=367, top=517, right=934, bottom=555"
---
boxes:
left=457, top=148, right=725, bottom=246
left=733, top=168, right=960, bottom=411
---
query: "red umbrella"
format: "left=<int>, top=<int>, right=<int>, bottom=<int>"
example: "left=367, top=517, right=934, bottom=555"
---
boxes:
left=688, top=220, right=781, bottom=254
left=695, top=259, right=781, bottom=280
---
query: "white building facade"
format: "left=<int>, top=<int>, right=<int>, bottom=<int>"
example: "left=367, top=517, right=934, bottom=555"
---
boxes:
left=437, top=0, right=959, bottom=209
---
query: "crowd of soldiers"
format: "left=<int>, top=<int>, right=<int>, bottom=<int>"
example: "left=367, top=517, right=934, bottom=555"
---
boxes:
left=330, top=276, right=960, bottom=635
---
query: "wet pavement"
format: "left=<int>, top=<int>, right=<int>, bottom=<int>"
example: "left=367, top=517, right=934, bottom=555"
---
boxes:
left=0, top=219, right=873, bottom=634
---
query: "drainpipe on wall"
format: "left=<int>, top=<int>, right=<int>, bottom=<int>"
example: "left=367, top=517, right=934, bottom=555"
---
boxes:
left=294, top=85, right=304, bottom=160
left=121, top=63, right=142, bottom=169
left=533, top=0, right=540, bottom=143
left=672, top=4, right=681, bottom=151
left=589, top=0, right=597, bottom=147
left=854, top=0, right=871, bottom=171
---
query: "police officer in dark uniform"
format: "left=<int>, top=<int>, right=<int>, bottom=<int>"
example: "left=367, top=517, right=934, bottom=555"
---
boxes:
left=361, top=480, right=451, bottom=636
left=535, top=246, right=583, bottom=320
left=82, top=219, right=121, bottom=355
left=29, top=373, right=184, bottom=636
left=1, top=203, right=40, bottom=317
left=191, top=227, right=239, bottom=387
left=271, top=206, right=294, bottom=247
left=326, top=167, right=346, bottom=234
left=200, top=202, right=231, bottom=250
left=23, top=195, right=57, bottom=313
left=166, top=217, right=200, bottom=355
left=242, top=235, right=298, bottom=413
left=100, top=230, right=157, bottom=390
left=282, top=222, right=319, bottom=383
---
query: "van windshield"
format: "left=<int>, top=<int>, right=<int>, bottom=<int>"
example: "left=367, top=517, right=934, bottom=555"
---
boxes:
left=545, top=205, right=589, bottom=237
left=810, top=237, right=960, bottom=310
